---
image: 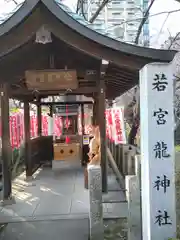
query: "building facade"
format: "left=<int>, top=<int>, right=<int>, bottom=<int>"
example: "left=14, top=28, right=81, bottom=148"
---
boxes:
left=83, top=0, right=149, bottom=45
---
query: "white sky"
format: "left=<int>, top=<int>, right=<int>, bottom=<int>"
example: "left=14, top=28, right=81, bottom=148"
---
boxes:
left=150, top=0, right=180, bottom=47
left=1, top=0, right=180, bottom=47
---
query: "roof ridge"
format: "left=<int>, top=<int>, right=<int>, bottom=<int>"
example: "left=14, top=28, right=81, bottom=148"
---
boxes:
left=54, top=0, right=121, bottom=40
left=0, top=0, right=121, bottom=42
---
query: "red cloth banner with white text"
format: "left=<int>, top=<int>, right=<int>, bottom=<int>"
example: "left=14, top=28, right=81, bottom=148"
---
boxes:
left=0, top=107, right=126, bottom=149
left=77, top=107, right=126, bottom=144
left=105, top=107, right=126, bottom=144
left=5, top=113, right=63, bottom=149
left=111, top=107, right=126, bottom=144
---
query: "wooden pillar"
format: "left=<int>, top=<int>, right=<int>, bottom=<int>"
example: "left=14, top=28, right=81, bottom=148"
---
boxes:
left=81, top=103, right=85, bottom=135
left=48, top=105, right=54, bottom=137
left=99, top=79, right=108, bottom=193
left=93, top=95, right=99, bottom=125
left=24, top=101, right=32, bottom=178
left=50, top=105, right=53, bottom=117
left=37, top=101, right=42, bottom=136
left=1, top=84, right=12, bottom=200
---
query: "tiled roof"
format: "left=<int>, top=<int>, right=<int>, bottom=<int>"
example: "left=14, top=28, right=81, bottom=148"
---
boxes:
left=0, top=0, right=119, bottom=41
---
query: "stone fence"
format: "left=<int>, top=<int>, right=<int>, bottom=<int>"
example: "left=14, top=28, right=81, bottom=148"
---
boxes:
left=126, top=152, right=180, bottom=240
left=87, top=145, right=139, bottom=240
left=88, top=164, right=104, bottom=240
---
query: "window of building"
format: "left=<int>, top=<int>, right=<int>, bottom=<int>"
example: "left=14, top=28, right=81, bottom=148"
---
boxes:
left=108, top=18, right=123, bottom=23
left=112, top=0, right=123, bottom=4
left=128, top=12, right=134, bottom=15
left=126, top=8, right=135, bottom=11
left=112, top=12, right=121, bottom=16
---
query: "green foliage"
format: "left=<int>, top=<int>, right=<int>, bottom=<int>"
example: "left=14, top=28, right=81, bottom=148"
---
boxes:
left=176, top=145, right=180, bottom=152
left=168, top=239, right=180, bottom=240
left=10, top=107, right=20, bottom=113
left=11, top=143, right=25, bottom=179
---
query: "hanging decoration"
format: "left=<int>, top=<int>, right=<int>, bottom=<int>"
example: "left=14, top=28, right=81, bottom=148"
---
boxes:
left=35, top=25, right=52, bottom=44
left=65, top=104, right=70, bottom=144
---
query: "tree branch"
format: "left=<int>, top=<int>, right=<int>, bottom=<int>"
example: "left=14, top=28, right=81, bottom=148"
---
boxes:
left=134, top=0, right=156, bottom=44
left=89, top=0, right=110, bottom=23
left=76, top=0, right=82, bottom=13
left=5, top=0, right=18, bottom=4
left=168, top=32, right=180, bottom=49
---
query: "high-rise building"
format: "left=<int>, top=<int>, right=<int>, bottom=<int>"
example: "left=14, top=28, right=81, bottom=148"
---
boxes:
left=142, top=0, right=150, bottom=46
left=82, top=0, right=149, bottom=45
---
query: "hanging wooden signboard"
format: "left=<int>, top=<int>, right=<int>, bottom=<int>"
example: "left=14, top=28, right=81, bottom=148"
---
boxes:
left=25, top=69, right=78, bottom=90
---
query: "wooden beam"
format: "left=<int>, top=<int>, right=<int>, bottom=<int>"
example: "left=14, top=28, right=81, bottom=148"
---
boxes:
left=10, top=87, right=98, bottom=97
left=34, top=101, right=93, bottom=105
left=98, top=78, right=108, bottom=193
left=1, top=84, right=12, bottom=200
left=24, top=100, right=32, bottom=178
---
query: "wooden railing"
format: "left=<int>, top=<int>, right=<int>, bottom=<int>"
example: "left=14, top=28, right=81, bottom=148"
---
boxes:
left=107, top=139, right=139, bottom=182
left=30, top=136, right=53, bottom=173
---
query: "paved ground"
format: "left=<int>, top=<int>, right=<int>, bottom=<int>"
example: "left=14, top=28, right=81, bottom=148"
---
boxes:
left=0, top=161, right=127, bottom=239
left=0, top=161, right=89, bottom=223
left=0, top=161, right=127, bottom=223
left=0, top=219, right=89, bottom=240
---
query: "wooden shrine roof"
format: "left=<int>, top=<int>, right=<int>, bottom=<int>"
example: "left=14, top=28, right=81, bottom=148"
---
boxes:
left=0, top=0, right=177, bottom=100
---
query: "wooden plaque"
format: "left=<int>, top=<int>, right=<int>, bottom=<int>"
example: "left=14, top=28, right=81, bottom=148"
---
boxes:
left=25, top=69, right=78, bottom=90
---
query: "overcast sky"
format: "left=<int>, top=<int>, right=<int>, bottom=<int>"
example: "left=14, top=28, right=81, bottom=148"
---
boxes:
left=1, top=0, right=180, bottom=47
left=150, top=0, right=180, bottom=47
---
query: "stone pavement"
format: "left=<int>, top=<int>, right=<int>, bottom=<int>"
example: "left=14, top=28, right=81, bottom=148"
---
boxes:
left=0, top=161, right=127, bottom=240
left=0, top=161, right=127, bottom=223
left=0, top=219, right=89, bottom=240
left=0, top=161, right=89, bottom=223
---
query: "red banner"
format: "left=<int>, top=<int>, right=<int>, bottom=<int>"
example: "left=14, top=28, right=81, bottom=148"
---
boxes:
left=10, top=115, right=19, bottom=149
left=111, top=107, right=126, bottom=144
left=106, top=108, right=114, bottom=142
left=0, top=107, right=126, bottom=149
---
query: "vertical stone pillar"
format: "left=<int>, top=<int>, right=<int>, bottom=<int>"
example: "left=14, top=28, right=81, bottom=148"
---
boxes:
left=125, top=155, right=141, bottom=240
left=140, top=62, right=176, bottom=239
left=88, top=164, right=104, bottom=240
left=175, top=152, right=180, bottom=238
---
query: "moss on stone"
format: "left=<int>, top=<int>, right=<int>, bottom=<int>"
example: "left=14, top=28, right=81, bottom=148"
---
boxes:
left=104, top=218, right=127, bottom=240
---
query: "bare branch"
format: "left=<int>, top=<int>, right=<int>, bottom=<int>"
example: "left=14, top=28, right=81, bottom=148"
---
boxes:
left=168, top=32, right=180, bottom=49
left=76, top=0, right=82, bottom=13
left=134, top=0, right=156, bottom=44
left=89, top=0, right=110, bottom=23
left=5, top=0, right=18, bottom=4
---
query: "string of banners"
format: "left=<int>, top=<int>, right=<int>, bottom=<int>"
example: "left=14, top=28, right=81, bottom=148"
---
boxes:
left=78, top=106, right=126, bottom=144
left=0, top=106, right=126, bottom=149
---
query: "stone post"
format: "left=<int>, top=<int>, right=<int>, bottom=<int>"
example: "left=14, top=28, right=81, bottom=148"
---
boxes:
left=140, top=63, right=176, bottom=239
left=125, top=155, right=141, bottom=240
left=175, top=152, right=180, bottom=238
left=88, top=164, right=104, bottom=240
